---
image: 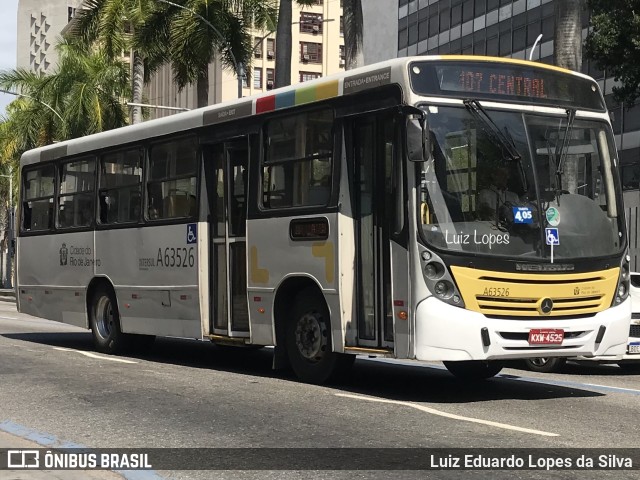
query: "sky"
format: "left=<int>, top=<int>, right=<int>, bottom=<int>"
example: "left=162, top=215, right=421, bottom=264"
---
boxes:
left=0, top=0, right=18, bottom=116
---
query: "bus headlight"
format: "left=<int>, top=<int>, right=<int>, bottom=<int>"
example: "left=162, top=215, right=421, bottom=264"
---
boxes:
left=613, top=257, right=630, bottom=306
left=424, top=262, right=444, bottom=280
left=618, top=283, right=627, bottom=298
left=419, top=246, right=465, bottom=308
left=434, top=280, right=453, bottom=298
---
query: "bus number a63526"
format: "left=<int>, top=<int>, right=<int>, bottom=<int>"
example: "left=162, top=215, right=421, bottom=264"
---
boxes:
left=483, top=287, right=509, bottom=297
left=157, top=247, right=195, bottom=268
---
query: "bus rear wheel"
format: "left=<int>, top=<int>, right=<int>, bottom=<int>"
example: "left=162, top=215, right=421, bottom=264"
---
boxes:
left=443, top=360, right=503, bottom=380
left=90, top=285, right=130, bottom=354
left=285, top=289, right=353, bottom=384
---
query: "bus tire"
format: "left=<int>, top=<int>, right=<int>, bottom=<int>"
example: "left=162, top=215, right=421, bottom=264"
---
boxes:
left=89, top=285, right=130, bottom=354
left=285, top=288, right=352, bottom=384
left=443, top=360, right=503, bottom=380
left=524, top=357, right=566, bottom=373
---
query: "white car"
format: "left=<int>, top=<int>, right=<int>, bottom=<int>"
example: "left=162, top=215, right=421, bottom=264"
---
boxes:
left=524, top=273, right=640, bottom=373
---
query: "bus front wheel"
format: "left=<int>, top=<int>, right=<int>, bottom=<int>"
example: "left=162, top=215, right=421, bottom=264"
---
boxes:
left=285, top=288, right=353, bottom=384
left=443, top=360, right=503, bottom=380
left=90, top=286, right=129, bottom=354
left=524, top=357, right=566, bottom=373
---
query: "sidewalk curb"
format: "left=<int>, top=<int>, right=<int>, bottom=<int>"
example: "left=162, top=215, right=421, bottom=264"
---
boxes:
left=0, top=289, right=16, bottom=302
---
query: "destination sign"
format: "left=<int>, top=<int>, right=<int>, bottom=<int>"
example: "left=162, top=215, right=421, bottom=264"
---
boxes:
left=451, top=69, right=548, bottom=99
left=410, top=61, right=605, bottom=111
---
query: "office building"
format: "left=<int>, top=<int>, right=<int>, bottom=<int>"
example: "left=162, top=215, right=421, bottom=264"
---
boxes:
left=17, top=0, right=83, bottom=74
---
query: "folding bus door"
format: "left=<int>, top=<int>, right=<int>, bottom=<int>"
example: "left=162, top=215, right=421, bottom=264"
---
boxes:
left=349, top=114, right=406, bottom=349
left=206, top=139, right=249, bottom=336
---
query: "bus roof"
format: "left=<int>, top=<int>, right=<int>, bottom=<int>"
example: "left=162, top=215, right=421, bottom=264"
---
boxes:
left=20, top=55, right=596, bottom=167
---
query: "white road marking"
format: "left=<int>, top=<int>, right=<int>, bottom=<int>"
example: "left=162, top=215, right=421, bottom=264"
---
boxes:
left=335, top=392, right=559, bottom=437
left=583, top=382, right=640, bottom=394
left=0, top=315, right=18, bottom=320
left=52, top=347, right=138, bottom=364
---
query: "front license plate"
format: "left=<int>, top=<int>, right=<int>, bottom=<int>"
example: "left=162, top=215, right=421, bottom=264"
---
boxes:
left=528, top=329, right=564, bottom=345
left=628, top=343, right=640, bottom=354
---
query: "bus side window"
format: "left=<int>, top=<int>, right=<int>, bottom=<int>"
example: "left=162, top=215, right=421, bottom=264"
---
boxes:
left=147, top=183, right=163, bottom=219
left=99, top=148, right=143, bottom=224
left=147, top=137, right=197, bottom=220
left=262, top=109, right=334, bottom=209
left=22, top=165, right=55, bottom=233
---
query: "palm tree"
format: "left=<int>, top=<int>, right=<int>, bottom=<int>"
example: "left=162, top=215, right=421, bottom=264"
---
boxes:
left=274, top=0, right=314, bottom=88
left=554, top=0, right=584, bottom=71
left=69, top=0, right=153, bottom=125
left=342, top=0, right=363, bottom=70
left=0, top=38, right=130, bottom=147
left=138, top=0, right=277, bottom=108
left=274, top=0, right=292, bottom=87
left=553, top=0, right=584, bottom=194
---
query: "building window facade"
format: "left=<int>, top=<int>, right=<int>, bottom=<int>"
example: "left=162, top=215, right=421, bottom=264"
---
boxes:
left=300, top=12, right=323, bottom=34
left=266, top=68, right=275, bottom=89
left=300, top=42, right=323, bottom=63
left=300, top=72, right=321, bottom=83
left=254, top=37, right=263, bottom=58
left=266, top=38, right=276, bottom=59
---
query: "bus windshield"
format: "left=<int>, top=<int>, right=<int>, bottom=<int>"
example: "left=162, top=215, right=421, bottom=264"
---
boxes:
left=418, top=105, right=625, bottom=260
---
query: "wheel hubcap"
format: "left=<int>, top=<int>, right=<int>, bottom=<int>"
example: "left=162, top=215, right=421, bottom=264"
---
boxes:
left=95, top=296, right=114, bottom=339
left=295, top=312, right=326, bottom=362
left=530, top=358, right=549, bottom=367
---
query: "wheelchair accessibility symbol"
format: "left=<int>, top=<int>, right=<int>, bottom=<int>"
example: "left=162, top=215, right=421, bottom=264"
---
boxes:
left=187, top=223, right=197, bottom=244
left=545, top=228, right=559, bottom=246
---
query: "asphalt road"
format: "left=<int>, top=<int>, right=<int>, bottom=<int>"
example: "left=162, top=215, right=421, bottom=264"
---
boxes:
left=1, top=300, right=639, bottom=480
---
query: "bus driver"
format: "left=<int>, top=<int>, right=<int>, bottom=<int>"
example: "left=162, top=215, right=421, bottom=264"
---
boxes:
left=477, top=166, right=519, bottom=220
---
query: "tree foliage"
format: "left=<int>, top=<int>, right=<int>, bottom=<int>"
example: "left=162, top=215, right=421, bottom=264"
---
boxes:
left=585, top=0, right=640, bottom=105
left=137, top=0, right=277, bottom=106
left=0, top=38, right=130, bottom=157
left=69, top=0, right=156, bottom=124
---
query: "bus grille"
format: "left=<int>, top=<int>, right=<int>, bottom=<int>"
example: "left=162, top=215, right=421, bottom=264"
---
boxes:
left=630, top=324, right=640, bottom=338
left=475, top=294, right=605, bottom=316
left=450, top=266, right=619, bottom=318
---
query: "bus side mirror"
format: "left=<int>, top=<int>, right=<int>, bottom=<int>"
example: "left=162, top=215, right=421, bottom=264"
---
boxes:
left=406, top=115, right=428, bottom=162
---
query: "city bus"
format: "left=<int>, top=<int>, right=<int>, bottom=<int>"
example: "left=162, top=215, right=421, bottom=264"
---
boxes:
left=16, top=56, right=631, bottom=383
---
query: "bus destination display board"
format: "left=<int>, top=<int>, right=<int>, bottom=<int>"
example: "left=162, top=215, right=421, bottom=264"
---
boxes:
left=410, top=61, right=605, bottom=111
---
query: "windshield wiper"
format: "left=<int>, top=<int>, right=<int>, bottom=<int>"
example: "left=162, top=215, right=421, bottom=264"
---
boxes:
left=463, top=99, right=521, bottom=161
left=555, top=109, right=577, bottom=191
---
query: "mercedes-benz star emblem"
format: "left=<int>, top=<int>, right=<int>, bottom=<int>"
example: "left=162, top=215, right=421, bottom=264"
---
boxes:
left=539, top=298, right=554, bottom=315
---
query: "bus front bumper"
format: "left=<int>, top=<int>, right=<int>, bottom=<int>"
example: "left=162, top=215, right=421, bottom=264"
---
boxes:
left=414, top=296, right=630, bottom=362
left=571, top=334, right=640, bottom=363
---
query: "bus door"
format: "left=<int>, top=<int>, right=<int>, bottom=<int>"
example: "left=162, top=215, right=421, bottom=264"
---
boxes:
left=206, top=139, right=249, bottom=336
left=350, top=114, right=406, bottom=349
